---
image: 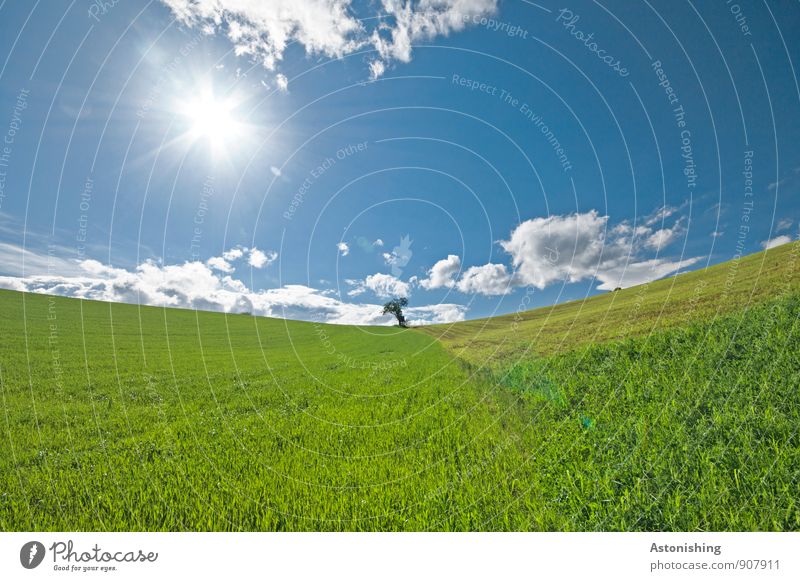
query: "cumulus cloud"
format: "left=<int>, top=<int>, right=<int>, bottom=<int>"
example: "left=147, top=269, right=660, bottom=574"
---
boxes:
left=423, top=209, right=699, bottom=296
left=160, top=0, right=497, bottom=78
left=248, top=248, right=277, bottom=268
left=337, top=242, right=350, bottom=256
left=761, top=235, right=792, bottom=250
left=347, top=273, right=410, bottom=298
left=500, top=210, right=611, bottom=289
left=497, top=210, right=695, bottom=291
left=455, top=263, right=512, bottom=296
left=0, top=251, right=463, bottom=325
left=420, top=254, right=461, bottom=290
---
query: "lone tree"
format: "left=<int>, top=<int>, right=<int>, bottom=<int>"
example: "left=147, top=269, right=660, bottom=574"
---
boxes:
left=382, top=297, right=408, bottom=327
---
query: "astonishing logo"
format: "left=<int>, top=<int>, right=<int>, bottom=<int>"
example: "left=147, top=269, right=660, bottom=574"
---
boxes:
left=20, top=541, right=46, bottom=569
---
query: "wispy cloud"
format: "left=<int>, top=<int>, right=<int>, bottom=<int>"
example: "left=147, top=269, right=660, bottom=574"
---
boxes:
left=761, top=235, right=793, bottom=250
left=455, top=263, right=512, bottom=296
left=420, top=254, right=461, bottom=290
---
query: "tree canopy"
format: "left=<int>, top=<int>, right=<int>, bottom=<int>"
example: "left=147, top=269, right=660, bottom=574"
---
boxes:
left=382, top=297, right=408, bottom=327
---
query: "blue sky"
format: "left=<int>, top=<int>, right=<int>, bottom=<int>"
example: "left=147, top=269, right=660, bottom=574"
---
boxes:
left=0, top=0, right=798, bottom=324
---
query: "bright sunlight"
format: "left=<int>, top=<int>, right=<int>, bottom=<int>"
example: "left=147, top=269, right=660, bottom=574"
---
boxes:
left=180, top=86, right=249, bottom=154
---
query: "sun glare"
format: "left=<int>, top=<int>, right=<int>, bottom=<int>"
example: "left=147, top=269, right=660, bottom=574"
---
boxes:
left=180, top=87, right=249, bottom=154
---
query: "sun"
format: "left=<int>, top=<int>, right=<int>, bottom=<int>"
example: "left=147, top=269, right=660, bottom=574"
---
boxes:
left=179, top=87, right=249, bottom=154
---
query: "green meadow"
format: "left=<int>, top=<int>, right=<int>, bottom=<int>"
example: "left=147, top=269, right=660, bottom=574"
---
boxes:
left=0, top=242, right=798, bottom=531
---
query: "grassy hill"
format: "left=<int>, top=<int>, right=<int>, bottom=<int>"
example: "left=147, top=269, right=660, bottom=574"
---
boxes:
left=418, top=241, right=800, bottom=365
left=0, top=242, right=798, bottom=531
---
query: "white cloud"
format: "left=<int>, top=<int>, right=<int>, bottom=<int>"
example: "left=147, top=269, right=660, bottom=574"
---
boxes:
left=0, top=241, right=84, bottom=277
left=497, top=210, right=698, bottom=291
left=160, top=0, right=497, bottom=77
left=371, top=0, right=497, bottom=64
left=162, top=0, right=364, bottom=69
left=776, top=218, right=793, bottom=232
left=270, top=166, right=282, bottom=177
left=428, top=210, right=699, bottom=295
left=208, top=246, right=277, bottom=271
left=275, top=73, right=289, bottom=92
left=592, top=257, right=703, bottom=291
left=347, top=272, right=410, bottom=299
left=248, top=248, right=277, bottom=268
left=405, top=303, right=466, bottom=325
left=0, top=251, right=460, bottom=325
left=500, top=210, right=612, bottom=289
left=337, top=242, right=350, bottom=256
left=644, top=220, right=684, bottom=251
left=222, top=247, right=245, bottom=261
left=420, top=254, right=461, bottom=289
left=644, top=204, right=680, bottom=226
left=373, top=238, right=384, bottom=247
left=368, top=59, right=386, bottom=79
left=207, top=256, right=234, bottom=273
left=761, top=235, right=792, bottom=250
left=455, top=263, right=511, bottom=296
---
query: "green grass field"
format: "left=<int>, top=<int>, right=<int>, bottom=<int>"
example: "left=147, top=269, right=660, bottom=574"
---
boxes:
left=0, top=243, right=798, bottom=530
